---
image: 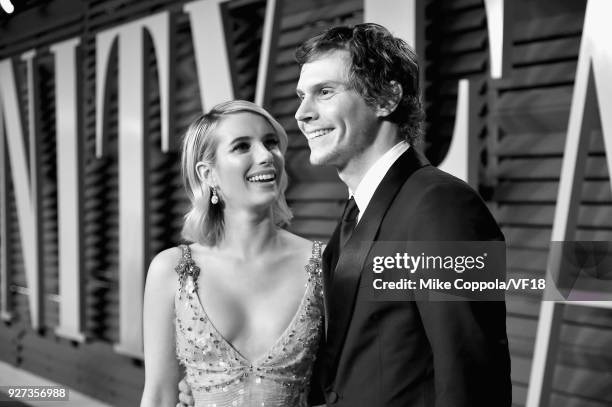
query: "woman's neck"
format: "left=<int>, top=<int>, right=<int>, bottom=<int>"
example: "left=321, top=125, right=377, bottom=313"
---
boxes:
left=215, top=208, right=279, bottom=260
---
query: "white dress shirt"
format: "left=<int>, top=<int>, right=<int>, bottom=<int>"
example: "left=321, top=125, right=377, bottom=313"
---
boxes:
left=349, top=141, right=410, bottom=223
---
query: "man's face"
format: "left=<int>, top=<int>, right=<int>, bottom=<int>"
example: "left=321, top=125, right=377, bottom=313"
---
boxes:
left=295, top=50, right=380, bottom=170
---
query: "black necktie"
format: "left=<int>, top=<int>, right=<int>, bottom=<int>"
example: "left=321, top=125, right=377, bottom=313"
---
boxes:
left=339, top=197, right=359, bottom=250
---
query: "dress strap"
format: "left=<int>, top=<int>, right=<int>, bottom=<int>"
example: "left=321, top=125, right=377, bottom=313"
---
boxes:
left=306, top=241, right=323, bottom=283
left=311, top=240, right=323, bottom=261
left=175, top=244, right=201, bottom=290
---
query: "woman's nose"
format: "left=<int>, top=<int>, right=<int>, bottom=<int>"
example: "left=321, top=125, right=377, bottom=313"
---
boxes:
left=253, top=142, right=273, bottom=163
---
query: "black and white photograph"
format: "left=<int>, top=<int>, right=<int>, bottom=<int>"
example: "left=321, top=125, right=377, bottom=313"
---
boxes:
left=1, top=0, right=611, bottom=406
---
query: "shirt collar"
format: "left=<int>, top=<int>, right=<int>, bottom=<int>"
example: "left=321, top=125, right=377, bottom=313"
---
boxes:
left=349, top=141, right=410, bottom=222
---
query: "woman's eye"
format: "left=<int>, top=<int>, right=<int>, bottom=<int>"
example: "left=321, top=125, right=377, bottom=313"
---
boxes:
left=232, top=142, right=249, bottom=152
left=265, top=138, right=280, bottom=149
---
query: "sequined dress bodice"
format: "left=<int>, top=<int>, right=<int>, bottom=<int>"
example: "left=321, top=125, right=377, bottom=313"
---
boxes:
left=174, top=242, right=324, bottom=407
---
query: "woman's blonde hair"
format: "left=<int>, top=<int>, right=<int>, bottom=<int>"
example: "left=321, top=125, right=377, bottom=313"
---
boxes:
left=181, top=100, right=293, bottom=246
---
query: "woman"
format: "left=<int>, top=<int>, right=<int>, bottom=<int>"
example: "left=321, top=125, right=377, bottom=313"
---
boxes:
left=141, top=101, right=324, bottom=407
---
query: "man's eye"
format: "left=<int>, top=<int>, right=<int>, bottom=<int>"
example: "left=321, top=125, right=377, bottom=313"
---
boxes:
left=319, top=88, right=334, bottom=98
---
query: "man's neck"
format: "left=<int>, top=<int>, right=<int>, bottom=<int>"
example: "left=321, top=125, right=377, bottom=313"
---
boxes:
left=338, top=125, right=402, bottom=193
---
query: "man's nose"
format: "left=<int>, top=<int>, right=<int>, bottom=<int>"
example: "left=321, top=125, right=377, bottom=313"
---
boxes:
left=295, top=97, right=315, bottom=122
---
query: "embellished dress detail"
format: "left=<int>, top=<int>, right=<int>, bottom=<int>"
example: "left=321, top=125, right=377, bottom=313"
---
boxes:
left=174, top=242, right=324, bottom=407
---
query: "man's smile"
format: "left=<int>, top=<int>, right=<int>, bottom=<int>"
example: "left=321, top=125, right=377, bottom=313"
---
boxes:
left=305, top=128, right=333, bottom=140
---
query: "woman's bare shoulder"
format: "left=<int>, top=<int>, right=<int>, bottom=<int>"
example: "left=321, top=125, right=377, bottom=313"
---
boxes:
left=278, top=229, right=327, bottom=259
left=279, top=229, right=316, bottom=251
left=147, top=246, right=183, bottom=284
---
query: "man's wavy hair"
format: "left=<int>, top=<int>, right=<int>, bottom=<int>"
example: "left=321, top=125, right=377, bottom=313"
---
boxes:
left=295, top=23, right=424, bottom=146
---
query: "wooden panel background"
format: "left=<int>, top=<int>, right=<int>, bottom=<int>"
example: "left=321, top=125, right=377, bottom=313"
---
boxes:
left=1, top=1, right=264, bottom=405
left=1, top=0, right=611, bottom=406
left=491, top=1, right=612, bottom=406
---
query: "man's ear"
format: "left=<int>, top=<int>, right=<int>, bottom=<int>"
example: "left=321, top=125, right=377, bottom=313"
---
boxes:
left=376, top=81, right=403, bottom=118
left=195, top=161, right=215, bottom=187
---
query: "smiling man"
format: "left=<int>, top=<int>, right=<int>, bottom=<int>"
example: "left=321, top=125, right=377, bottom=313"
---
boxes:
left=176, top=23, right=511, bottom=407
left=295, top=24, right=512, bottom=407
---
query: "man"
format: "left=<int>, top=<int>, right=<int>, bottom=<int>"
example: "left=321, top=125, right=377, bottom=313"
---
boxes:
left=178, top=23, right=511, bottom=406
left=295, top=24, right=511, bottom=406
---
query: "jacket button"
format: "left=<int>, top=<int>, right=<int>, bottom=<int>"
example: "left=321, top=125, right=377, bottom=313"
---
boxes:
left=328, top=391, right=339, bottom=403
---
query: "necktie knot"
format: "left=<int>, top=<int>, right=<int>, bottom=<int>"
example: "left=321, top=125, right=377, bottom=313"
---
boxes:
left=342, top=197, right=358, bottom=221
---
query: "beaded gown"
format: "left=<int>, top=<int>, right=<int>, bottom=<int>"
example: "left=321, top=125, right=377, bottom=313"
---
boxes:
left=174, top=242, right=324, bottom=407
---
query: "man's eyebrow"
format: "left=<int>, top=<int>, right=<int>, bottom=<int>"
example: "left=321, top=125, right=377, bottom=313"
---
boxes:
left=296, top=81, right=345, bottom=95
left=320, top=80, right=345, bottom=87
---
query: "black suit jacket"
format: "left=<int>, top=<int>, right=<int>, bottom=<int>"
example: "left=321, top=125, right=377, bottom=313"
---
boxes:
left=309, top=148, right=511, bottom=407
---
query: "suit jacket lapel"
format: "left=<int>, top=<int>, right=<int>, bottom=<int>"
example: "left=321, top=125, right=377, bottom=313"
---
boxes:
left=322, top=224, right=340, bottom=334
left=322, top=148, right=429, bottom=383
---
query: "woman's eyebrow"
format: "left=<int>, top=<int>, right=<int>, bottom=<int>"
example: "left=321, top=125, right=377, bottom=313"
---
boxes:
left=227, top=136, right=251, bottom=145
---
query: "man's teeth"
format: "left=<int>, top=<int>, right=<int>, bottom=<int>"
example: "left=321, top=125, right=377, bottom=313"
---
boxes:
left=247, top=173, right=276, bottom=182
left=310, top=129, right=332, bottom=138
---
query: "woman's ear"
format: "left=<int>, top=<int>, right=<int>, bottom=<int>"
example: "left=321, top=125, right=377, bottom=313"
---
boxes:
left=376, top=81, right=403, bottom=117
left=195, top=161, right=215, bottom=186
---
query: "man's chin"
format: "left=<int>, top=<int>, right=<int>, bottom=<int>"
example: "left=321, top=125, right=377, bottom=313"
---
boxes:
left=308, top=151, right=333, bottom=167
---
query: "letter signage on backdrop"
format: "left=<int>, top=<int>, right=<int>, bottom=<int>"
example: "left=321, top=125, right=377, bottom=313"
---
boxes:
left=0, top=0, right=14, bottom=15
left=0, top=57, right=43, bottom=330
left=364, top=0, right=511, bottom=187
left=96, top=12, right=171, bottom=357
left=527, top=0, right=612, bottom=405
left=50, top=37, right=85, bottom=342
left=184, top=0, right=235, bottom=111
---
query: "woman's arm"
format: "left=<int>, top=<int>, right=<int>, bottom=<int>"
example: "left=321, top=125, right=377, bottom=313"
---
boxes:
left=141, top=248, right=182, bottom=407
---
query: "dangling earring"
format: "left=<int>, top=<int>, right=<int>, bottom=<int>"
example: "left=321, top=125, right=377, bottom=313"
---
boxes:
left=210, top=186, right=219, bottom=205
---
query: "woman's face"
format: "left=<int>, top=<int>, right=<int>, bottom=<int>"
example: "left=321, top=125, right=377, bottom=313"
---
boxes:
left=204, top=112, right=284, bottom=212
